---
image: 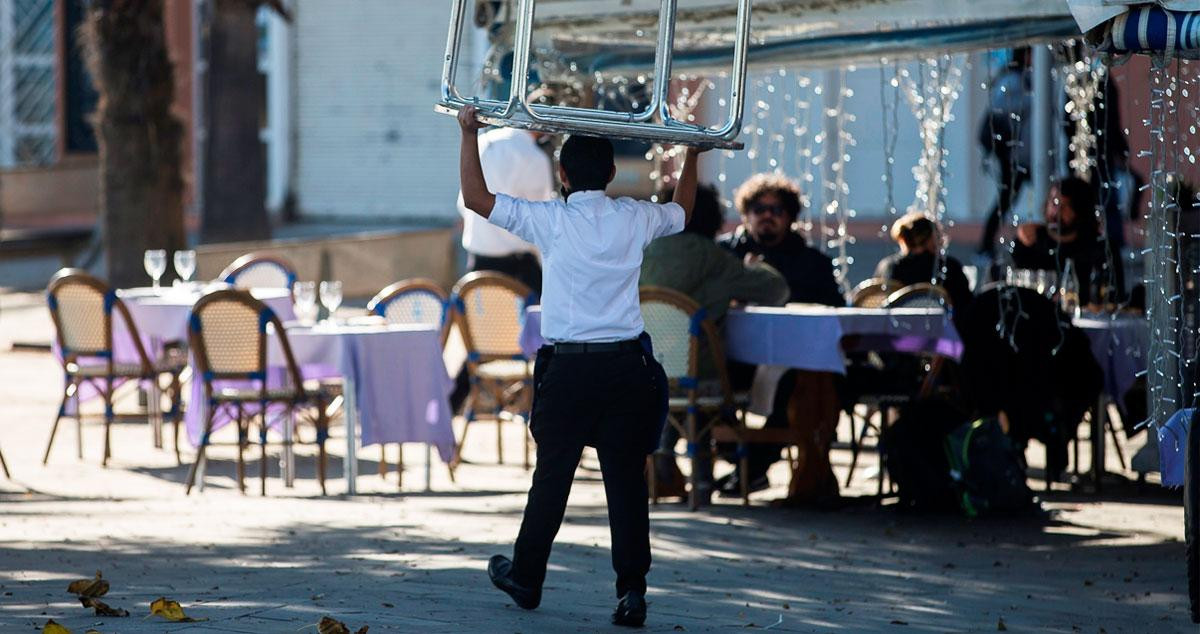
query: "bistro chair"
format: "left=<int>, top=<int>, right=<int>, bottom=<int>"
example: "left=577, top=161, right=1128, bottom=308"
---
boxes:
left=44, top=269, right=186, bottom=466
left=639, top=287, right=759, bottom=509
left=185, top=289, right=333, bottom=495
left=449, top=272, right=535, bottom=470
left=366, top=279, right=453, bottom=484
left=883, top=282, right=951, bottom=309
left=843, top=282, right=955, bottom=493
left=218, top=253, right=298, bottom=297
left=849, top=278, right=903, bottom=308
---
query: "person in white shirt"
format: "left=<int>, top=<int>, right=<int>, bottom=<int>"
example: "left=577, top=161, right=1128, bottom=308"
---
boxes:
left=457, top=126, right=556, bottom=294
left=456, top=105, right=702, bottom=628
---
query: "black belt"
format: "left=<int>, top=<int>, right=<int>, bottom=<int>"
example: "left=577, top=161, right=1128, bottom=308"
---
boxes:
left=552, top=339, right=642, bottom=355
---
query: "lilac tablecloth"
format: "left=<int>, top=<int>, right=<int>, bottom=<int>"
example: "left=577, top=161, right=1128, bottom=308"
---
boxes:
left=185, top=323, right=456, bottom=462
left=1074, top=314, right=1147, bottom=404
left=519, top=304, right=961, bottom=374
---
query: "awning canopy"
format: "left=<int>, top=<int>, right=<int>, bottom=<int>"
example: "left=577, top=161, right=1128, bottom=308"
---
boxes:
left=489, top=0, right=1083, bottom=76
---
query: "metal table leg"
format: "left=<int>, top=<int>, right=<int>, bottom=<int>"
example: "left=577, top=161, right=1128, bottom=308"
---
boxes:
left=344, top=374, right=359, bottom=494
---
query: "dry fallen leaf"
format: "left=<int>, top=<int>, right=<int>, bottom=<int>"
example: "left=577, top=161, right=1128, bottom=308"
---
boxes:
left=42, top=620, right=71, bottom=634
left=81, top=596, right=129, bottom=617
left=148, top=597, right=206, bottom=622
left=66, top=571, right=109, bottom=599
left=317, top=616, right=368, bottom=634
left=997, top=616, right=1008, bottom=631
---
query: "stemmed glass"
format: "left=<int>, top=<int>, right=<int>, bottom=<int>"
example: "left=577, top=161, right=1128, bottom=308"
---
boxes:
left=173, top=250, right=196, bottom=287
left=319, top=281, right=343, bottom=326
left=144, top=249, right=167, bottom=291
left=293, top=281, right=317, bottom=326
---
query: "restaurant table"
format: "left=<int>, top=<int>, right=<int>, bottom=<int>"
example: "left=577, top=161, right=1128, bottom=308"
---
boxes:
left=57, top=286, right=295, bottom=446
left=1073, top=313, right=1149, bottom=490
left=186, top=321, right=456, bottom=495
left=519, top=304, right=962, bottom=366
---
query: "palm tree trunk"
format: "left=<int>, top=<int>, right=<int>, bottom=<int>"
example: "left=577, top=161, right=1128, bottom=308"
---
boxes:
left=199, top=0, right=270, bottom=244
left=82, top=0, right=185, bottom=287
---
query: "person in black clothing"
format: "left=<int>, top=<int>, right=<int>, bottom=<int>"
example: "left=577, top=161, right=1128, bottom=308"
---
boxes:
left=875, top=212, right=973, bottom=318
left=1012, top=176, right=1104, bottom=306
left=978, top=47, right=1032, bottom=255
left=714, top=173, right=845, bottom=497
left=718, top=173, right=845, bottom=307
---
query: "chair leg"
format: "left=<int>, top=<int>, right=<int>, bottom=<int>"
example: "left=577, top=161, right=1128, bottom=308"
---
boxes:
left=876, top=408, right=888, bottom=499
left=844, top=411, right=863, bottom=488
left=451, top=390, right=477, bottom=469
left=0, top=447, right=9, bottom=479
left=686, top=409, right=699, bottom=511
left=495, top=402, right=504, bottom=466
left=317, top=402, right=328, bottom=496
left=260, top=419, right=269, bottom=496
left=101, top=377, right=114, bottom=467
left=170, top=372, right=182, bottom=465
left=185, top=416, right=215, bottom=495
left=235, top=404, right=247, bottom=494
left=739, top=445, right=750, bottom=506
left=379, top=445, right=389, bottom=478
left=44, top=384, right=71, bottom=465
left=75, top=388, right=83, bottom=460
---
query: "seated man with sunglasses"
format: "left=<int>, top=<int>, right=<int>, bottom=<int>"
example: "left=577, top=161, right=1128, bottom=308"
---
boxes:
left=718, top=173, right=844, bottom=307
left=715, top=173, right=845, bottom=498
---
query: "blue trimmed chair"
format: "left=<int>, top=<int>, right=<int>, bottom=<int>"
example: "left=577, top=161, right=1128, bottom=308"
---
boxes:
left=367, top=278, right=451, bottom=344
left=44, top=269, right=186, bottom=466
left=185, top=289, right=332, bottom=495
left=218, top=253, right=298, bottom=298
left=366, top=278, right=453, bottom=484
left=639, top=286, right=747, bottom=509
left=449, top=272, right=535, bottom=470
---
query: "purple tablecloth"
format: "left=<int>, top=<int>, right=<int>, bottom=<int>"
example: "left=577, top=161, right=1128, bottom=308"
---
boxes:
left=1074, top=314, right=1147, bottom=404
left=518, top=304, right=962, bottom=374
left=185, top=323, right=456, bottom=462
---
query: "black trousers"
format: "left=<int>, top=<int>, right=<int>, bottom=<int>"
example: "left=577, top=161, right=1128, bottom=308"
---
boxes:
left=512, top=344, right=659, bottom=598
left=979, top=155, right=1030, bottom=254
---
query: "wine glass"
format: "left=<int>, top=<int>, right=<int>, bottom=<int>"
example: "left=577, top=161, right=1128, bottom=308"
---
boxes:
left=294, top=281, right=317, bottom=326
left=173, top=250, right=196, bottom=287
left=319, top=280, right=343, bottom=325
left=144, top=249, right=167, bottom=291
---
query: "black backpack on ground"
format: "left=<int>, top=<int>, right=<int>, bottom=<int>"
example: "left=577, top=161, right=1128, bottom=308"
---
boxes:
left=944, top=418, right=1035, bottom=518
left=884, top=399, right=964, bottom=512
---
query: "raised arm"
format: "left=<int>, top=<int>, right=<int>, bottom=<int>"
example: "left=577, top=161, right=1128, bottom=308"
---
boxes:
left=671, top=147, right=704, bottom=227
left=458, top=106, right=495, bottom=218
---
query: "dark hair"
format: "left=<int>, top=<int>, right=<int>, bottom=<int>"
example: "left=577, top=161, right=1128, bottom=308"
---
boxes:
left=734, top=173, right=803, bottom=220
left=660, top=183, right=724, bottom=239
left=559, top=135, right=615, bottom=193
left=1055, top=176, right=1099, bottom=236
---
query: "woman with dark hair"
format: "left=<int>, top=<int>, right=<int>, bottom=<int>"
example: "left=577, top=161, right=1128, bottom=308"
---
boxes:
left=875, top=212, right=973, bottom=318
left=1012, top=176, right=1105, bottom=305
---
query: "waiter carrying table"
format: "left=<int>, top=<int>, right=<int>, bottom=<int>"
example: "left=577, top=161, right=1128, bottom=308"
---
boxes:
left=455, top=105, right=703, bottom=627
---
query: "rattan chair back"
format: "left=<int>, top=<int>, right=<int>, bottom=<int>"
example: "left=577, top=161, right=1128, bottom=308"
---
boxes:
left=219, top=253, right=298, bottom=292
left=47, top=269, right=152, bottom=370
left=451, top=272, right=533, bottom=362
left=884, top=282, right=952, bottom=309
left=850, top=278, right=903, bottom=308
left=188, top=290, right=304, bottom=396
left=368, top=279, right=449, bottom=342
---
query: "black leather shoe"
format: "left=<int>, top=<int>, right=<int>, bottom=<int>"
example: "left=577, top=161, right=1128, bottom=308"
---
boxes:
left=488, top=554, right=540, bottom=610
left=612, top=590, right=647, bottom=627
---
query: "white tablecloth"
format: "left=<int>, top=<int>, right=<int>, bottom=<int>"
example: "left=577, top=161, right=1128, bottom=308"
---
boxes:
left=120, top=286, right=294, bottom=342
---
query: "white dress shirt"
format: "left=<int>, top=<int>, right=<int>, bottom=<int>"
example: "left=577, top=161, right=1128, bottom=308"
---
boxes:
left=488, top=190, right=685, bottom=343
left=457, top=128, right=556, bottom=257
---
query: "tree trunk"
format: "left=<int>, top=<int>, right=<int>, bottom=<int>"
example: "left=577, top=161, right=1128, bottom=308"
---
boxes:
left=199, top=0, right=270, bottom=243
left=82, top=0, right=186, bottom=287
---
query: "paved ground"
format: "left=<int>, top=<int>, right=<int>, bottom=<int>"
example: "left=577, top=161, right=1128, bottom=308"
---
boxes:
left=0, top=294, right=1191, bottom=633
